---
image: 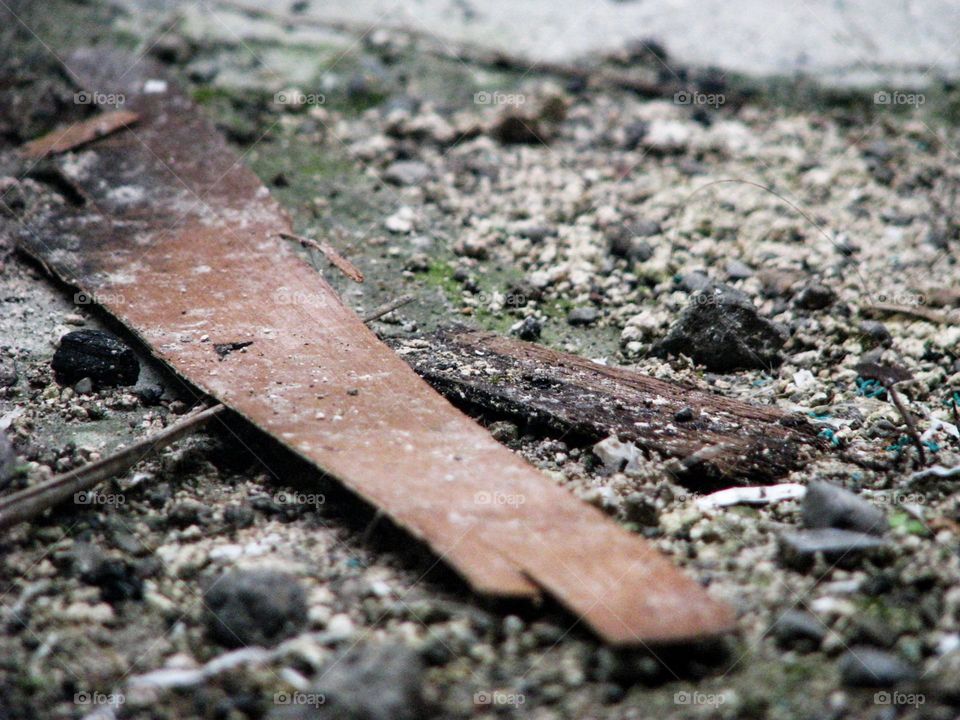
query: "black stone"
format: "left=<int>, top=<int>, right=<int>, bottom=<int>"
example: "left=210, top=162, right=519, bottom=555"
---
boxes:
left=794, top=284, right=836, bottom=310
left=653, top=283, right=786, bottom=372
left=73, top=544, right=143, bottom=603
left=83, top=557, right=144, bottom=603
left=673, top=407, right=695, bottom=422
left=859, top=321, right=893, bottom=348
left=51, top=330, right=139, bottom=388
left=514, top=317, right=542, bottom=341
left=204, top=570, right=308, bottom=648
left=224, top=504, right=255, bottom=529
left=135, top=383, right=164, bottom=405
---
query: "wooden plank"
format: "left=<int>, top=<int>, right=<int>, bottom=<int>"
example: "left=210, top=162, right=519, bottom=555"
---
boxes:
left=4, top=49, right=734, bottom=645
left=394, top=328, right=817, bottom=484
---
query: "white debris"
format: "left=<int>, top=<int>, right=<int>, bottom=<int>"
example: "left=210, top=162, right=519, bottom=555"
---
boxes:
left=592, top=435, right=643, bottom=473
left=921, top=418, right=959, bottom=442
left=143, top=79, right=168, bottom=94
left=910, top=464, right=960, bottom=482
left=695, top=483, right=806, bottom=511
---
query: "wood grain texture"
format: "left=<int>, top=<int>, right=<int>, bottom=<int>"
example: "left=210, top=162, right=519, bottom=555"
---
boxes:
left=395, top=328, right=818, bottom=485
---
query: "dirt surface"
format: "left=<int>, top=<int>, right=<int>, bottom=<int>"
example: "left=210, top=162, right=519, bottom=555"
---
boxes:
left=2, top=1, right=960, bottom=719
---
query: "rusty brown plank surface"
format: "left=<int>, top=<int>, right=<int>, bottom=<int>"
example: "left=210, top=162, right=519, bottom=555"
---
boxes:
left=6, top=50, right=734, bottom=644
left=18, top=109, right=139, bottom=159
left=394, top=328, right=818, bottom=485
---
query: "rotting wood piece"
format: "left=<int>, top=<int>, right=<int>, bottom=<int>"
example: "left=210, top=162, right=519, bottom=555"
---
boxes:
left=4, top=49, right=734, bottom=645
left=392, top=328, right=818, bottom=485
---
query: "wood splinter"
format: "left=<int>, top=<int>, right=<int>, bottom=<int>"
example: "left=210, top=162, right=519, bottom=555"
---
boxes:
left=19, top=110, right=140, bottom=159
left=279, top=231, right=364, bottom=283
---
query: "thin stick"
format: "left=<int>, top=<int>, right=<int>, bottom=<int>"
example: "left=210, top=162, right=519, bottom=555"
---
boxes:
left=863, top=302, right=953, bottom=325
left=886, top=384, right=926, bottom=466
left=0, top=404, right=225, bottom=530
left=362, top=294, right=415, bottom=323
left=279, top=232, right=364, bottom=283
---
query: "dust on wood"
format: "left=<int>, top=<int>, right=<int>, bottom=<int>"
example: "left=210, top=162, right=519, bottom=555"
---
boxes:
left=393, top=327, right=820, bottom=486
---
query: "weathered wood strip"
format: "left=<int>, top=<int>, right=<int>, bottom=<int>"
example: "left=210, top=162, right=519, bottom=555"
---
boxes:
left=394, top=328, right=817, bottom=485
left=5, top=50, right=734, bottom=644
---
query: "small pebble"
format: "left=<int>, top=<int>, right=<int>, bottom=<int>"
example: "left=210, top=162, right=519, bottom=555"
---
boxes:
left=204, top=569, right=307, bottom=648
left=567, top=306, right=599, bottom=326
left=838, top=647, right=917, bottom=687
left=802, top=481, right=887, bottom=536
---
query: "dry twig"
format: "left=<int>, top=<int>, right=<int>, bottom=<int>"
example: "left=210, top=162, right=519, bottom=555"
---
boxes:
left=279, top=231, right=364, bottom=283
left=0, top=404, right=224, bottom=530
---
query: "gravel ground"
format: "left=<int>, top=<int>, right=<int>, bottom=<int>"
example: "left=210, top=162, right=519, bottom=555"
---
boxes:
left=3, top=2, right=960, bottom=719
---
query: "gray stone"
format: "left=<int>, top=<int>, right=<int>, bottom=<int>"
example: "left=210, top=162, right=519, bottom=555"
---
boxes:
left=73, top=377, right=93, bottom=395
left=0, top=432, right=17, bottom=491
left=0, top=357, right=17, bottom=388
left=778, top=529, right=888, bottom=571
left=607, top=227, right=654, bottom=262
left=204, top=570, right=307, bottom=648
left=567, top=306, right=599, bottom=326
left=725, top=259, right=754, bottom=280
left=838, top=647, right=917, bottom=688
left=772, top=610, right=826, bottom=651
left=312, top=643, right=425, bottom=720
left=678, top=271, right=713, bottom=294
left=382, top=160, right=430, bottom=186
left=802, top=481, right=887, bottom=536
left=517, top=225, right=556, bottom=242
left=653, top=283, right=786, bottom=371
